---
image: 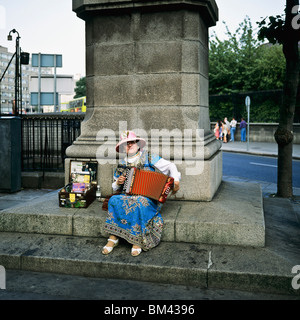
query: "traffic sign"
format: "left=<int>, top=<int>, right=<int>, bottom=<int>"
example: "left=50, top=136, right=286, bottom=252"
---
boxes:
left=245, top=96, right=250, bottom=151
left=245, top=96, right=251, bottom=110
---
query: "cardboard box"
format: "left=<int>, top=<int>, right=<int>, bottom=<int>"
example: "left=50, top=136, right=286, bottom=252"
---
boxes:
left=58, top=161, right=98, bottom=208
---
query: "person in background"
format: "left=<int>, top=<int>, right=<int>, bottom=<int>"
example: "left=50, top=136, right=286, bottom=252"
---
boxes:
left=214, top=121, right=220, bottom=140
left=223, top=118, right=230, bottom=143
left=219, top=120, right=224, bottom=141
left=225, top=118, right=231, bottom=142
left=240, top=118, right=247, bottom=142
left=230, top=117, right=237, bottom=142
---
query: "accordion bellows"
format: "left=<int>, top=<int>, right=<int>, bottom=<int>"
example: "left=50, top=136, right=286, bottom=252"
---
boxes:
left=122, top=168, right=174, bottom=203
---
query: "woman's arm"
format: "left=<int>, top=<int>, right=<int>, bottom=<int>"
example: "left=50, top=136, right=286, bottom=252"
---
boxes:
left=154, top=158, right=181, bottom=193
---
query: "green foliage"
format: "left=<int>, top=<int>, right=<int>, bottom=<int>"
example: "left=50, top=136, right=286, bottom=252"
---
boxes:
left=253, top=44, right=286, bottom=90
left=209, top=16, right=286, bottom=122
left=257, top=14, right=286, bottom=44
left=74, top=77, right=86, bottom=99
left=209, top=17, right=285, bottom=94
left=209, top=101, right=233, bottom=121
left=209, top=90, right=283, bottom=123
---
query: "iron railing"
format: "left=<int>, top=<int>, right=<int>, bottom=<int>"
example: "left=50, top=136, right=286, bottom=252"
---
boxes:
left=21, top=113, right=84, bottom=172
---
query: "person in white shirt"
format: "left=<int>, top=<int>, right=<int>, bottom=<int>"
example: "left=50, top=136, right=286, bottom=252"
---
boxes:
left=102, top=131, right=180, bottom=257
left=223, top=117, right=230, bottom=143
left=230, top=117, right=237, bottom=142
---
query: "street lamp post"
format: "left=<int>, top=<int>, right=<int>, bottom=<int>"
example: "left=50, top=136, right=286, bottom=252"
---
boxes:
left=7, top=29, right=21, bottom=116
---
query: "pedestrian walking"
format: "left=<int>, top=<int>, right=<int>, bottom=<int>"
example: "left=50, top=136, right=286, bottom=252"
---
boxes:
left=240, top=118, right=247, bottom=142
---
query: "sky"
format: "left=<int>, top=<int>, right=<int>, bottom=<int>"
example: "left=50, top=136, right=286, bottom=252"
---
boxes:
left=0, top=0, right=287, bottom=78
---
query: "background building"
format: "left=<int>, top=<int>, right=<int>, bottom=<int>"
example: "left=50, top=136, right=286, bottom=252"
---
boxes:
left=29, top=74, right=75, bottom=113
left=0, top=45, right=76, bottom=114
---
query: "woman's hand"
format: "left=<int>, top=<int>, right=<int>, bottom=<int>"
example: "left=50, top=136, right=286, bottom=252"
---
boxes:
left=117, top=174, right=126, bottom=186
left=172, top=181, right=180, bottom=194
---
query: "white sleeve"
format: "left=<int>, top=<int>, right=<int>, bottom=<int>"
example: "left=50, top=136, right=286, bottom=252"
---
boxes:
left=112, top=181, right=119, bottom=191
left=154, top=158, right=181, bottom=181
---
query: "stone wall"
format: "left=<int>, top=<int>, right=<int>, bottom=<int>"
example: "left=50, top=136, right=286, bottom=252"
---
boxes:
left=211, top=123, right=300, bottom=144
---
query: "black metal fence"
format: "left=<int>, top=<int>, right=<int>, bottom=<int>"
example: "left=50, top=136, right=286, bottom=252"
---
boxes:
left=21, top=113, right=84, bottom=172
left=209, top=90, right=284, bottom=123
left=209, top=89, right=300, bottom=123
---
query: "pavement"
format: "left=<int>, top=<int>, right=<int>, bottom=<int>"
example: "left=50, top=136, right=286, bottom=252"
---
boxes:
left=221, top=140, right=300, bottom=160
left=0, top=141, right=299, bottom=301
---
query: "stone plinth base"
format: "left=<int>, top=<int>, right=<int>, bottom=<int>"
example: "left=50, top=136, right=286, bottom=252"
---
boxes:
left=0, top=181, right=265, bottom=247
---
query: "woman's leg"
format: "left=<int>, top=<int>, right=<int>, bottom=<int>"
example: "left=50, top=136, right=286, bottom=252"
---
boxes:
left=131, top=244, right=142, bottom=256
left=102, top=235, right=119, bottom=254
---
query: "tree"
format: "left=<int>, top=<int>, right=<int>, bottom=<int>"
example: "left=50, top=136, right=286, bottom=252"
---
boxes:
left=209, top=17, right=286, bottom=122
left=209, top=17, right=286, bottom=95
left=209, top=17, right=260, bottom=94
left=258, top=0, right=300, bottom=198
left=74, top=77, right=86, bottom=98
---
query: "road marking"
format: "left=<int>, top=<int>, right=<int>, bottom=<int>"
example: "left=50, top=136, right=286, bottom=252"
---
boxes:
left=250, top=162, right=277, bottom=168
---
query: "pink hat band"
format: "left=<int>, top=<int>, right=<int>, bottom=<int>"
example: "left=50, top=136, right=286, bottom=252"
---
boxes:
left=116, top=131, right=146, bottom=152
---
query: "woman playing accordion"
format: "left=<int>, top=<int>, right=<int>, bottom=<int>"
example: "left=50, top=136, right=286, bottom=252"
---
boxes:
left=102, top=131, right=180, bottom=257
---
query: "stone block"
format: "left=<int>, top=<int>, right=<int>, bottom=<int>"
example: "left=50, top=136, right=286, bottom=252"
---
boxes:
left=73, top=204, right=104, bottom=237
left=21, top=172, right=42, bottom=189
left=0, top=202, right=74, bottom=236
left=182, top=41, right=201, bottom=73
left=79, top=106, right=138, bottom=137
left=92, top=14, right=132, bottom=44
left=136, top=42, right=182, bottom=73
left=94, top=43, right=134, bottom=76
left=173, top=149, right=222, bottom=201
left=139, top=11, right=184, bottom=41
left=175, top=181, right=265, bottom=247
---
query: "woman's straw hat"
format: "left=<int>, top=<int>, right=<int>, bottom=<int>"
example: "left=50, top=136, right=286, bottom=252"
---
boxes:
left=116, top=131, right=146, bottom=153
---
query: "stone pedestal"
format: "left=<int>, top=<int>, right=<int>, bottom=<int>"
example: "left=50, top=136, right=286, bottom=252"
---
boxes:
left=69, top=0, right=221, bottom=201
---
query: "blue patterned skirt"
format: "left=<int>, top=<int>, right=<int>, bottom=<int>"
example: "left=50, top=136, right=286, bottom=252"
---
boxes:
left=104, top=194, right=163, bottom=251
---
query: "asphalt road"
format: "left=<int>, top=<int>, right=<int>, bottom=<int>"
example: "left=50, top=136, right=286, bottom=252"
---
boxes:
left=223, top=152, right=300, bottom=188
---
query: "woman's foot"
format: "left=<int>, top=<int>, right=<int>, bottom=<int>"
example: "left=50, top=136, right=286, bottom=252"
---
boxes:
left=131, top=245, right=142, bottom=257
left=102, top=236, right=119, bottom=255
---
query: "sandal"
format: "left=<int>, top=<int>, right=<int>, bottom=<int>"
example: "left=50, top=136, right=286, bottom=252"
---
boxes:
left=131, top=246, right=142, bottom=257
left=102, top=238, right=119, bottom=255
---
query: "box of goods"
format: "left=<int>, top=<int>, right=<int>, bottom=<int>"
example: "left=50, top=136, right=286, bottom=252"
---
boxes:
left=58, top=161, right=98, bottom=208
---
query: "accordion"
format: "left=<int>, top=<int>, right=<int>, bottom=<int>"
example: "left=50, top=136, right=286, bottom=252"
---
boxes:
left=122, top=168, right=174, bottom=203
